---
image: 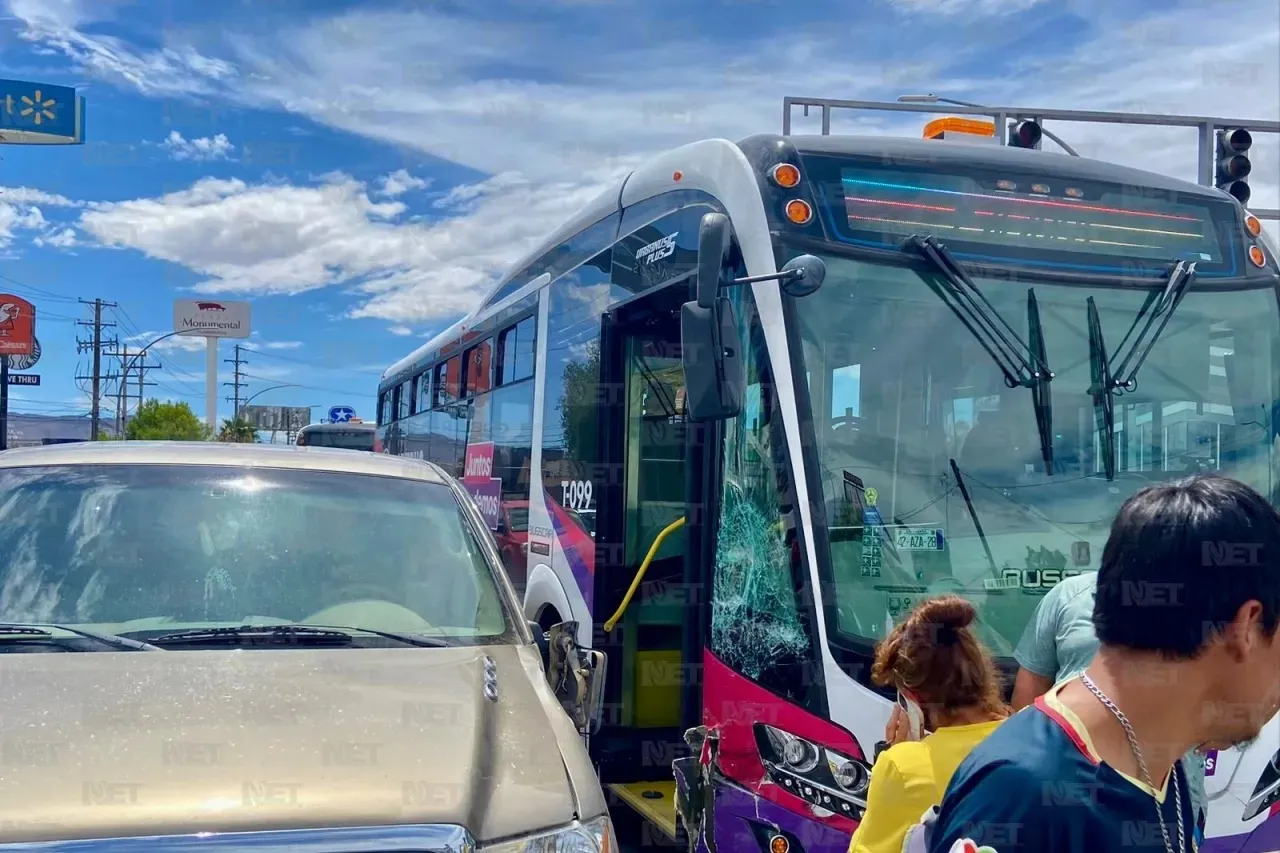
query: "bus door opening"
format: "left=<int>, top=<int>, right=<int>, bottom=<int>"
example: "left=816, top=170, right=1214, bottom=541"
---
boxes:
left=594, top=279, right=694, bottom=843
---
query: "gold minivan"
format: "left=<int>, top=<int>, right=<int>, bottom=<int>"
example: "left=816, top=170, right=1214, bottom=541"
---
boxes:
left=0, top=441, right=610, bottom=852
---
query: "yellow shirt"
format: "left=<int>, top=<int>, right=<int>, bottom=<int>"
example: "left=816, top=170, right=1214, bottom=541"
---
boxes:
left=847, top=719, right=1004, bottom=853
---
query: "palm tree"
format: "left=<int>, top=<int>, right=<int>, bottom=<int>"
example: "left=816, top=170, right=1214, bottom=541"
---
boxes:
left=218, top=417, right=259, bottom=443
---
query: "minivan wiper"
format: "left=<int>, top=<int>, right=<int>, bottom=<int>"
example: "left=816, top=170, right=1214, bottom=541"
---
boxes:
left=148, top=624, right=449, bottom=648
left=906, top=235, right=1056, bottom=473
left=0, top=623, right=161, bottom=651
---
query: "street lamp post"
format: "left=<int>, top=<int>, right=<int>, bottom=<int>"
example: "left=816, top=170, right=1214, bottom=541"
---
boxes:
left=116, top=330, right=205, bottom=440
left=898, top=94, right=1081, bottom=156
left=238, top=383, right=299, bottom=416
left=237, top=384, right=299, bottom=443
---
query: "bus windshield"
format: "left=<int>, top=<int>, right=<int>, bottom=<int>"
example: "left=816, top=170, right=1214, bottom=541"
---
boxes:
left=787, top=244, right=1280, bottom=658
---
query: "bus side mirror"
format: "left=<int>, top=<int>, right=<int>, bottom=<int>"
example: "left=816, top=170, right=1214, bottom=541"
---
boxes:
left=682, top=213, right=745, bottom=422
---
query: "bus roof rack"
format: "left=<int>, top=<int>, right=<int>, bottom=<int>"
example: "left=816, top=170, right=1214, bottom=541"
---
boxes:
left=782, top=96, right=1280, bottom=221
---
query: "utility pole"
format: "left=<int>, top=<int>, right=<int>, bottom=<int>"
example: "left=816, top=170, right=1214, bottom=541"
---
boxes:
left=115, top=344, right=130, bottom=435
left=135, top=349, right=159, bottom=415
left=76, top=298, right=117, bottom=441
left=223, top=343, right=248, bottom=420
left=104, top=344, right=161, bottom=439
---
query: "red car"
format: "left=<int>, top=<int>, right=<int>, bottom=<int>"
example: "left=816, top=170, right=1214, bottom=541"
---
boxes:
left=494, top=500, right=531, bottom=590
left=495, top=499, right=596, bottom=596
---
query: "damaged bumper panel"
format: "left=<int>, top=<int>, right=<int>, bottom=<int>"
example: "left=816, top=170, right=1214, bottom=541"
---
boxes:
left=675, top=757, right=852, bottom=853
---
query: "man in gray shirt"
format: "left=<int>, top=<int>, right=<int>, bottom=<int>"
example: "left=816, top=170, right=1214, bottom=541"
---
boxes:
left=1011, top=571, right=1209, bottom=834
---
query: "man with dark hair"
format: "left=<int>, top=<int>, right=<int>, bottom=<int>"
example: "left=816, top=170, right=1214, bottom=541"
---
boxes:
left=928, top=475, right=1280, bottom=853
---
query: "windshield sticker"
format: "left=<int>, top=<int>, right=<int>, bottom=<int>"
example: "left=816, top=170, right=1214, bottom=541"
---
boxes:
left=861, top=491, right=885, bottom=578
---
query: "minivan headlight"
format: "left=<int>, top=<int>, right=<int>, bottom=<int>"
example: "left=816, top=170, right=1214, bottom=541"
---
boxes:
left=481, top=816, right=614, bottom=853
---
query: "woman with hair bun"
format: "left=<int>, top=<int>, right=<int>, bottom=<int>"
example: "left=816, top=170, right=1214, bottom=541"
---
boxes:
left=846, top=594, right=1010, bottom=853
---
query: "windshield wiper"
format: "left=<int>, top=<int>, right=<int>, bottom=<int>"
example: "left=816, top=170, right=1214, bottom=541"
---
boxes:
left=303, top=624, right=452, bottom=648
left=1087, top=297, right=1118, bottom=481
left=0, top=623, right=161, bottom=651
left=948, top=459, right=997, bottom=574
left=1026, top=289, right=1054, bottom=473
left=1107, top=259, right=1197, bottom=394
left=906, top=235, right=1056, bottom=474
left=1086, top=260, right=1197, bottom=482
left=149, top=624, right=448, bottom=648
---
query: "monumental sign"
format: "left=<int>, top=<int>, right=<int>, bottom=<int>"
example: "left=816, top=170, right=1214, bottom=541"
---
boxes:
left=173, top=300, right=251, bottom=339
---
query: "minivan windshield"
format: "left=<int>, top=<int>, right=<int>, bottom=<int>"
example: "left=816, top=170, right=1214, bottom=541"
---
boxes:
left=0, top=464, right=514, bottom=645
left=789, top=247, right=1280, bottom=658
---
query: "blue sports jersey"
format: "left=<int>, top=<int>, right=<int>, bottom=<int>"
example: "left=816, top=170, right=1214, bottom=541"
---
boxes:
left=928, top=684, right=1198, bottom=853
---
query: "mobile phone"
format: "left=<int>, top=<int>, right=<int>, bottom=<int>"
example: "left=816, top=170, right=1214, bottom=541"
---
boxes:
left=898, top=691, right=925, bottom=740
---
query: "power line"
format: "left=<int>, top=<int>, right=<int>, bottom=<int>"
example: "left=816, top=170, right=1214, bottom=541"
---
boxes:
left=75, top=298, right=118, bottom=441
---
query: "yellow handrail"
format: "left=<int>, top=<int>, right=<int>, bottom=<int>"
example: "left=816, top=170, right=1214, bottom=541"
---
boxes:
left=602, top=516, right=686, bottom=633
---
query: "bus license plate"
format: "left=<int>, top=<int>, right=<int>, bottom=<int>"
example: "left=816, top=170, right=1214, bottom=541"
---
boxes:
left=895, top=528, right=940, bottom=550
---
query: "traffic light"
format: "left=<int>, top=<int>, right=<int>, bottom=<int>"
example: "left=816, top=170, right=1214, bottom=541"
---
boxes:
left=1215, top=127, right=1252, bottom=204
left=1008, top=120, right=1043, bottom=149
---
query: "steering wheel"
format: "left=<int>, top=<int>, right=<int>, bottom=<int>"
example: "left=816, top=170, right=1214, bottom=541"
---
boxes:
left=328, top=583, right=398, bottom=603
left=831, top=413, right=860, bottom=433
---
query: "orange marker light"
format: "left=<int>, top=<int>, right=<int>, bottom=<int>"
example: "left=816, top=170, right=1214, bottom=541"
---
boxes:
left=785, top=199, right=813, bottom=224
left=771, top=163, right=802, bottom=188
left=922, top=117, right=996, bottom=140
left=672, top=171, right=683, bottom=182
left=1245, top=214, right=1262, bottom=238
left=769, top=835, right=790, bottom=853
left=1249, top=244, right=1267, bottom=267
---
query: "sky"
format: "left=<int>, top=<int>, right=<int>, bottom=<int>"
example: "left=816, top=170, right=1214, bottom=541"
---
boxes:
left=0, top=0, right=1276, bottom=429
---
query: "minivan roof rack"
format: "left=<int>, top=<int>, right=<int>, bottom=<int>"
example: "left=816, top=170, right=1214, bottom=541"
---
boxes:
left=782, top=96, right=1280, bottom=221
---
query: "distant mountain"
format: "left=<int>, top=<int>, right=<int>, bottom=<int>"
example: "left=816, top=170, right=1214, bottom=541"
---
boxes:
left=5, top=412, right=123, bottom=447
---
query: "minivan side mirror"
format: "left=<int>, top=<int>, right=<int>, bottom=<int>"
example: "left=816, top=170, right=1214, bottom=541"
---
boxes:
left=545, top=621, right=607, bottom=734
left=681, top=212, right=827, bottom=423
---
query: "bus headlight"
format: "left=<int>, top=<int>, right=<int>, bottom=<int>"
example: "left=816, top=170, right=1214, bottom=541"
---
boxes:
left=481, top=815, right=614, bottom=853
left=755, top=724, right=872, bottom=819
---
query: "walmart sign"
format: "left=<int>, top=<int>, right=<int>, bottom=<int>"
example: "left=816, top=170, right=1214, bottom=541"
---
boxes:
left=0, top=78, right=85, bottom=145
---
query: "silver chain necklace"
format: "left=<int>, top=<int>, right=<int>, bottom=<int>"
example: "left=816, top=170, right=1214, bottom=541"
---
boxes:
left=1081, top=673, right=1188, bottom=853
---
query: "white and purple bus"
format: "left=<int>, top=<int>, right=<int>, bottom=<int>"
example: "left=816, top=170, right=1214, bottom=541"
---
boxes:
left=378, top=103, right=1280, bottom=853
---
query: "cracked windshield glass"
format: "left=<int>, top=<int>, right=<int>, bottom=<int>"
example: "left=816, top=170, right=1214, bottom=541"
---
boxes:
left=0, top=465, right=509, bottom=644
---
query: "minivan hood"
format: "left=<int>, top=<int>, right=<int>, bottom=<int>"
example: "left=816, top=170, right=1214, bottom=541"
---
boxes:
left=0, top=645, right=581, bottom=844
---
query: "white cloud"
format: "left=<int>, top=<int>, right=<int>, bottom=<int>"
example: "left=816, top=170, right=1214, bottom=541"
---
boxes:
left=7, top=0, right=236, bottom=97
left=0, top=185, right=80, bottom=248
left=263, top=340, right=303, bottom=350
left=33, top=227, right=77, bottom=248
left=377, top=169, right=430, bottom=198
left=886, top=0, right=1048, bottom=14
left=388, top=326, right=413, bottom=336
left=74, top=165, right=621, bottom=324
left=17, top=0, right=1280, bottom=328
left=0, top=187, right=80, bottom=208
left=160, top=130, right=235, bottom=161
